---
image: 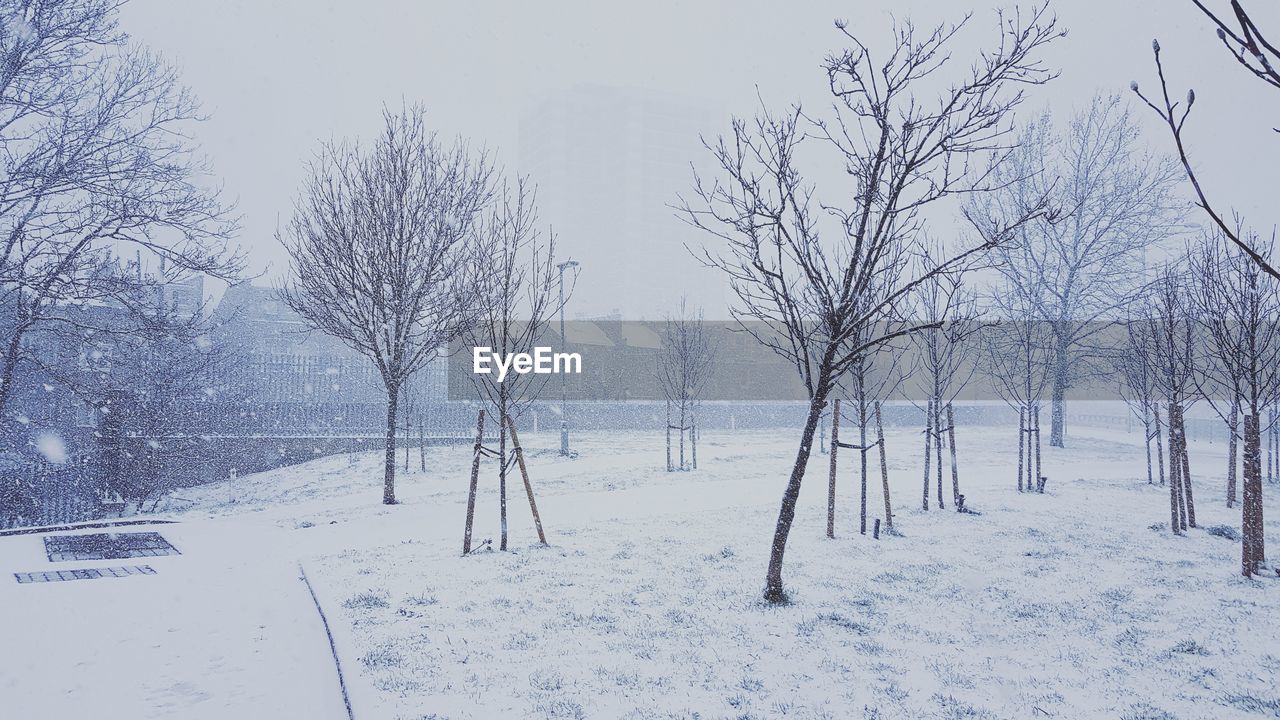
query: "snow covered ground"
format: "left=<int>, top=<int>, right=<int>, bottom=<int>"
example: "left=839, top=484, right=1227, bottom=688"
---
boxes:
left=2, top=420, right=1278, bottom=719
left=0, top=518, right=348, bottom=719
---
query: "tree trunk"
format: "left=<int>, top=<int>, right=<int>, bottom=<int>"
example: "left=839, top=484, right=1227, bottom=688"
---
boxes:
left=947, top=403, right=960, bottom=509
left=827, top=398, right=840, bottom=539
left=1018, top=405, right=1026, bottom=493
left=383, top=385, right=399, bottom=505
left=875, top=401, right=891, bottom=529
left=1177, top=405, right=1196, bottom=528
left=419, top=420, right=426, bottom=473
left=1242, top=413, right=1266, bottom=576
left=0, top=301, right=31, bottom=416
left=679, top=403, right=687, bottom=470
left=922, top=400, right=933, bottom=510
left=1227, top=403, right=1238, bottom=508
left=1143, top=415, right=1154, bottom=485
left=1169, top=461, right=1183, bottom=534
left=665, top=400, right=672, bottom=472
left=1050, top=353, right=1067, bottom=448
left=691, top=416, right=698, bottom=470
left=1154, top=402, right=1166, bottom=486
left=462, top=409, right=485, bottom=554
left=764, top=384, right=830, bottom=605
left=1168, top=404, right=1181, bottom=534
left=1170, top=404, right=1188, bottom=532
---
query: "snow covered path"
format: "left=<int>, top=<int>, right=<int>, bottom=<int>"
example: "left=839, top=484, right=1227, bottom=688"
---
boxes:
left=0, top=520, right=349, bottom=720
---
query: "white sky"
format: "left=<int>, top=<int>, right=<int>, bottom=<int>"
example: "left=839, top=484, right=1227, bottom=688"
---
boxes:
left=120, top=0, right=1280, bottom=317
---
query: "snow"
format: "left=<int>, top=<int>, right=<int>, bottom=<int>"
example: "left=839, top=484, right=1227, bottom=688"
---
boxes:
left=34, top=431, right=68, bottom=463
left=0, top=520, right=347, bottom=719
left=1, top=419, right=1277, bottom=718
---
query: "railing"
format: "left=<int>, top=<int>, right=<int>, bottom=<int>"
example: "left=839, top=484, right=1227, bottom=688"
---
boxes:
left=1, top=454, right=104, bottom=530
left=1065, top=411, right=1232, bottom=444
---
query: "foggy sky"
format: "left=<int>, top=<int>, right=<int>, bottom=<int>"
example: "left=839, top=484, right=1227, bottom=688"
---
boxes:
left=120, top=1, right=1280, bottom=318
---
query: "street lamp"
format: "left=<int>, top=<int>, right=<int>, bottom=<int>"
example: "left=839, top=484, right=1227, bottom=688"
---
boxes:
left=556, top=260, right=579, bottom=456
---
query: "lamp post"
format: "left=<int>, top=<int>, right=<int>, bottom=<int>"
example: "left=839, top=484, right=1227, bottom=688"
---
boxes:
left=557, top=260, right=579, bottom=456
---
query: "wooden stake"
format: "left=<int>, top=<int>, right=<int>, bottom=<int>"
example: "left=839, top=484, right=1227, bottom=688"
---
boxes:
left=859, top=398, right=868, bottom=535
left=505, top=414, right=547, bottom=545
left=402, top=392, right=410, bottom=472
left=875, top=401, right=891, bottom=529
left=935, top=398, right=945, bottom=509
left=922, top=400, right=932, bottom=510
left=828, top=398, right=840, bottom=538
left=1018, top=405, right=1025, bottom=492
left=1268, top=408, right=1274, bottom=484
left=463, top=409, right=485, bottom=554
left=947, top=403, right=960, bottom=510
left=1033, top=403, right=1042, bottom=494
left=1226, top=403, right=1237, bottom=507
left=1264, top=409, right=1274, bottom=481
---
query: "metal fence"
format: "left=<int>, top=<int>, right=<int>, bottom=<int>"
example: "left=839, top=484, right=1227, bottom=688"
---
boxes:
left=1065, top=411, right=1235, bottom=445
left=0, top=454, right=104, bottom=530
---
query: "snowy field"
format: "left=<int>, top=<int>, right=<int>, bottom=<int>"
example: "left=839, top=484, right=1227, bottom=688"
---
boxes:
left=2, top=421, right=1278, bottom=719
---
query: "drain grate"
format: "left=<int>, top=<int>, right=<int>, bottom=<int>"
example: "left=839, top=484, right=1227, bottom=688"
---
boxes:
left=14, top=565, right=156, bottom=584
left=43, top=532, right=179, bottom=562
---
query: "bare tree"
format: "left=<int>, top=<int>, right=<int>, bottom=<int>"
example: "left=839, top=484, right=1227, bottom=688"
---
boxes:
left=1189, top=1, right=1280, bottom=90
left=463, top=178, right=567, bottom=551
left=1140, top=267, right=1200, bottom=534
left=1188, top=230, right=1277, bottom=574
left=827, top=316, right=905, bottom=537
left=657, top=299, right=715, bottom=472
left=983, top=274, right=1054, bottom=493
left=974, top=94, right=1183, bottom=449
left=279, top=107, right=492, bottom=505
left=837, top=328, right=906, bottom=535
left=0, top=0, right=241, bottom=421
left=1115, top=314, right=1165, bottom=487
left=1133, top=12, right=1280, bottom=280
left=1133, top=4, right=1276, bottom=565
left=908, top=239, right=984, bottom=511
left=679, top=5, right=1061, bottom=603
left=396, top=367, right=443, bottom=474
